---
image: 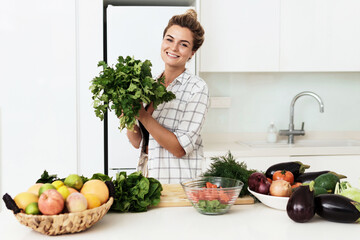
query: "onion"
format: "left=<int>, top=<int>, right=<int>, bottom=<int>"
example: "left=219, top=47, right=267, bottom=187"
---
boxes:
left=248, top=172, right=271, bottom=194
left=270, top=180, right=292, bottom=197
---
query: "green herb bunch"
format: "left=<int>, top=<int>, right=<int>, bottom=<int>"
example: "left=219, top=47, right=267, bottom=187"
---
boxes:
left=202, top=151, right=258, bottom=197
left=90, top=56, right=176, bottom=131
left=111, top=171, right=163, bottom=212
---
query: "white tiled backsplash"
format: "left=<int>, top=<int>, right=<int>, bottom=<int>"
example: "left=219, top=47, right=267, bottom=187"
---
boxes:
left=200, top=72, right=360, bottom=133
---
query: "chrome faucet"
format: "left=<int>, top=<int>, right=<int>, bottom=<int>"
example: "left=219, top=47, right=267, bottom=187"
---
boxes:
left=279, top=91, right=324, bottom=144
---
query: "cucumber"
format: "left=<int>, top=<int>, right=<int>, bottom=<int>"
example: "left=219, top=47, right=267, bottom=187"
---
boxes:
left=309, top=181, right=328, bottom=196
left=313, top=186, right=328, bottom=196
left=313, top=173, right=340, bottom=193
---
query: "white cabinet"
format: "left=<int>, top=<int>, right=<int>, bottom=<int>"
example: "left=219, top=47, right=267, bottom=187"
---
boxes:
left=280, top=0, right=360, bottom=71
left=290, top=155, right=360, bottom=186
left=199, top=0, right=280, bottom=72
left=200, top=0, right=360, bottom=72
left=0, top=0, right=77, bottom=195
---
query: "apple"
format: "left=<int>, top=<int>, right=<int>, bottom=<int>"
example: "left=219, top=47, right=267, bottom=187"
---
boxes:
left=66, top=192, right=87, bottom=213
left=38, top=189, right=64, bottom=215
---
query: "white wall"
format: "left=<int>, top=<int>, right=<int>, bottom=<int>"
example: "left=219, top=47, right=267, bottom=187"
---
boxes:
left=0, top=0, right=78, bottom=199
left=201, top=72, right=360, bottom=133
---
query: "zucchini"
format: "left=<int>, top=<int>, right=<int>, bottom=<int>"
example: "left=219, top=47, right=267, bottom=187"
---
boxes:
left=313, top=173, right=340, bottom=193
left=315, top=194, right=360, bottom=223
left=295, top=171, right=347, bottom=183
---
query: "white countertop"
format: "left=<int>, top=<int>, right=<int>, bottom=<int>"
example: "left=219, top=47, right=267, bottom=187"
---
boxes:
left=1, top=203, right=360, bottom=240
left=202, top=132, right=360, bottom=157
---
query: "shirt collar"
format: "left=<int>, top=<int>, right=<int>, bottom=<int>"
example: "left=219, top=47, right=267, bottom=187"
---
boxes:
left=157, top=69, right=191, bottom=86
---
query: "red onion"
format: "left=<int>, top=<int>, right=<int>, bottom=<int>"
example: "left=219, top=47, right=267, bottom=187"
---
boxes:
left=248, top=172, right=271, bottom=194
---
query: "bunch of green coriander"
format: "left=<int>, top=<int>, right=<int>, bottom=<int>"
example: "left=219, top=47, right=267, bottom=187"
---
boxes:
left=90, top=56, right=176, bottom=131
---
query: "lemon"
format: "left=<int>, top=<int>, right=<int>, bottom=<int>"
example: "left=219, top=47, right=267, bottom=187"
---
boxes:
left=52, top=180, right=64, bottom=189
left=57, top=186, right=70, bottom=200
left=14, top=192, right=39, bottom=210
left=83, top=193, right=101, bottom=209
left=25, top=202, right=40, bottom=215
left=64, top=174, right=83, bottom=191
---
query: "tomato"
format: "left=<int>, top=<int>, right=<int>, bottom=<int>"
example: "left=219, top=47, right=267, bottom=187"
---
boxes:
left=267, top=178, right=273, bottom=184
left=291, top=182, right=302, bottom=189
left=272, top=170, right=294, bottom=184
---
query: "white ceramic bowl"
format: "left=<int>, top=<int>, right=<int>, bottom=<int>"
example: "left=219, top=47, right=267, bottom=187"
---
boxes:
left=248, top=187, right=289, bottom=211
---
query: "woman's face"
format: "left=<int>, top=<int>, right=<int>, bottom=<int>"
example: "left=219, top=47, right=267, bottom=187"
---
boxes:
left=161, top=25, right=195, bottom=69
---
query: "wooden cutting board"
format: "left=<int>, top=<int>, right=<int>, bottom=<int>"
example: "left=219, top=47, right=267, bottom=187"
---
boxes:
left=155, top=184, right=254, bottom=207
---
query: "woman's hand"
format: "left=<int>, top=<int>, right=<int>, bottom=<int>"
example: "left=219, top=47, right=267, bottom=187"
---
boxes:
left=137, top=103, right=154, bottom=122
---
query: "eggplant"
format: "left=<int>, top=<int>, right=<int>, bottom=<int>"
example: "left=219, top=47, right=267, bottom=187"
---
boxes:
left=265, top=161, right=310, bottom=179
left=315, top=194, right=360, bottom=223
left=295, top=171, right=347, bottom=183
left=286, top=185, right=315, bottom=223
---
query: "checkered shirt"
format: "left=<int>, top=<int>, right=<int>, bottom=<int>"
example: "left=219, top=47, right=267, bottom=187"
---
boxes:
left=147, top=69, right=210, bottom=184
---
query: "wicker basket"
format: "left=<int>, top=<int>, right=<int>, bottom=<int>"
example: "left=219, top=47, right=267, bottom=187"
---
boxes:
left=13, top=197, right=113, bottom=236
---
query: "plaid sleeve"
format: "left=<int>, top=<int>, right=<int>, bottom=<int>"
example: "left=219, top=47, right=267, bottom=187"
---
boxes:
left=174, top=85, right=209, bottom=155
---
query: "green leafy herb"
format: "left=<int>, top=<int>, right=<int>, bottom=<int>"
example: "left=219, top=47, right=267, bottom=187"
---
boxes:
left=90, top=173, right=113, bottom=182
left=36, top=170, right=59, bottom=183
left=202, top=151, right=258, bottom=197
left=110, top=171, right=163, bottom=212
left=90, top=56, right=176, bottom=131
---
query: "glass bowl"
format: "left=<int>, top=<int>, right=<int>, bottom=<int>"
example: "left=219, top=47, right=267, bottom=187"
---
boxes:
left=180, top=177, right=244, bottom=215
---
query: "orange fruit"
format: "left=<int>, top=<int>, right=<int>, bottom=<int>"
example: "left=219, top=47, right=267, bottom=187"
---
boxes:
left=67, top=187, right=78, bottom=195
left=80, top=180, right=109, bottom=204
left=83, top=193, right=101, bottom=209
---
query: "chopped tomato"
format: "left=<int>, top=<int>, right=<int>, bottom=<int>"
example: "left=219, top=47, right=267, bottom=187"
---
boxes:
left=267, top=178, right=273, bottom=183
left=206, top=182, right=218, bottom=188
left=273, top=170, right=294, bottom=184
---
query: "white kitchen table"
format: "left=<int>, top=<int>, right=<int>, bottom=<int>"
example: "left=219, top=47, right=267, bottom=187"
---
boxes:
left=1, top=203, right=359, bottom=240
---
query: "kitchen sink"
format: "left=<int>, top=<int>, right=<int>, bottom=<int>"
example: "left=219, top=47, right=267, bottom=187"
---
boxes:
left=237, top=139, right=360, bottom=148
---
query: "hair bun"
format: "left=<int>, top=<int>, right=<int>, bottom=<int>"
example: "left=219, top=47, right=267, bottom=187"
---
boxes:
left=185, top=9, right=197, bottom=19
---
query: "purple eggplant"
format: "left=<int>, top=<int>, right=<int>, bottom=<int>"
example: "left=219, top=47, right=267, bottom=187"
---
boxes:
left=286, top=185, right=315, bottom=223
left=315, top=194, right=360, bottom=223
left=265, top=161, right=310, bottom=179
left=295, top=171, right=347, bottom=183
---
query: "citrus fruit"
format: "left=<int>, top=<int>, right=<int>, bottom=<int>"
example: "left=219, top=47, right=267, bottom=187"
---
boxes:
left=14, top=192, right=39, bottom=210
left=80, top=179, right=109, bottom=204
left=57, top=185, right=70, bottom=200
left=27, top=183, right=43, bottom=196
left=52, top=180, right=64, bottom=189
left=39, top=183, right=56, bottom=196
left=25, top=202, right=40, bottom=215
left=83, top=193, right=101, bottom=209
left=64, top=174, right=83, bottom=191
left=67, top=187, right=78, bottom=195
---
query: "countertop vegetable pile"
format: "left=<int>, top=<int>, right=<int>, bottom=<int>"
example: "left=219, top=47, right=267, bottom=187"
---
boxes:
left=248, top=161, right=360, bottom=224
left=111, top=171, right=162, bottom=212
left=202, top=151, right=258, bottom=197
left=90, top=56, right=176, bottom=131
left=36, top=170, right=162, bottom=213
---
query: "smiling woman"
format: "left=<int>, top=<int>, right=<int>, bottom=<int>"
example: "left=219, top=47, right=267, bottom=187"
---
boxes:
left=126, top=9, right=209, bottom=184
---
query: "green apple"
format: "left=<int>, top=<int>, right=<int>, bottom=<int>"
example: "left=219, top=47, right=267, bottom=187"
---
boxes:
left=38, top=183, right=56, bottom=196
